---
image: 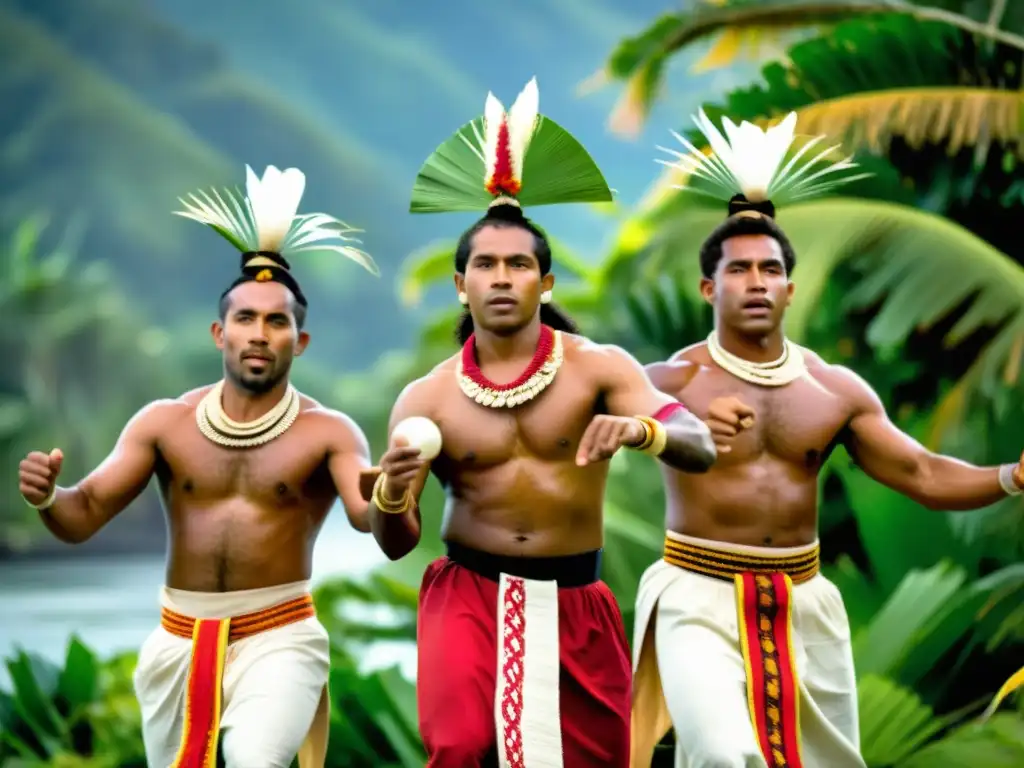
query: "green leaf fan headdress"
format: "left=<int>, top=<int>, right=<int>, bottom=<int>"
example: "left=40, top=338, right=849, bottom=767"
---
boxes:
left=657, top=110, right=871, bottom=220
left=174, top=165, right=380, bottom=306
left=409, top=77, right=614, bottom=214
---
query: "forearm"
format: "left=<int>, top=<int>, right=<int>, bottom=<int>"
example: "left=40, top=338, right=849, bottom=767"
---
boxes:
left=911, top=455, right=1015, bottom=511
left=641, top=403, right=717, bottom=473
left=346, top=506, right=372, bottom=533
left=368, top=503, right=421, bottom=560
left=37, top=486, right=101, bottom=544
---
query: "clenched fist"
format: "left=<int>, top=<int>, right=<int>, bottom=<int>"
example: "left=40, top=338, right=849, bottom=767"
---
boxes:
left=19, top=449, right=64, bottom=508
left=705, top=397, right=756, bottom=454
left=576, top=415, right=647, bottom=467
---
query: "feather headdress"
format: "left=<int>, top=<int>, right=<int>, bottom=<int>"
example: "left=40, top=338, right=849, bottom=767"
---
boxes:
left=174, top=165, right=379, bottom=305
left=410, top=77, right=613, bottom=214
left=657, top=110, right=870, bottom=218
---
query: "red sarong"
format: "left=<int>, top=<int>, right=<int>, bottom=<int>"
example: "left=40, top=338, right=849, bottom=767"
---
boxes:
left=417, top=555, right=631, bottom=767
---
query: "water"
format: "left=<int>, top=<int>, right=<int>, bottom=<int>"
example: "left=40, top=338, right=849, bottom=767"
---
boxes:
left=0, top=514, right=417, bottom=687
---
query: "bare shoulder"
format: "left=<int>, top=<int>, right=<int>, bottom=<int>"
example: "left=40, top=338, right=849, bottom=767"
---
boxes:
left=300, top=400, right=371, bottom=454
left=646, top=341, right=710, bottom=395
left=565, top=333, right=633, bottom=365
left=178, top=384, right=214, bottom=407
left=565, top=335, right=649, bottom=386
left=807, top=357, right=882, bottom=413
left=392, top=356, right=456, bottom=420
left=127, top=394, right=197, bottom=441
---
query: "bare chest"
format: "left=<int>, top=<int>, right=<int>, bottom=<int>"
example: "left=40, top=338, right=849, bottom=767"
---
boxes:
left=681, top=370, right=851, bottom=466
left=432, top=370, right=599, bottom=468
left=156, top=417, right=332, bottom=504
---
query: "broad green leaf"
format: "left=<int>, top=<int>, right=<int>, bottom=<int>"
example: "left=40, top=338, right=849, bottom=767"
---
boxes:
left=899, top=713, right=1024, bottom=767
left=858, top=674, right=950, bottom=765
left=56, top=637, right=98, bottom=713
left=852, top=561, right=966, bottom=678
left=410, top=116, right=612, bottom=213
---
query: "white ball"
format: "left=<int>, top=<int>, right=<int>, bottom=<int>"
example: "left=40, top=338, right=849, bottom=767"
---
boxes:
left=392, top=416, right=443, bottom=461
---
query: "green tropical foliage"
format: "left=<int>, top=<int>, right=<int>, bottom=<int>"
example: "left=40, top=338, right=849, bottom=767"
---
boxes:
left=0, top=633, right=424, bottom=768
left=5, top=0, right=1024, bottom=765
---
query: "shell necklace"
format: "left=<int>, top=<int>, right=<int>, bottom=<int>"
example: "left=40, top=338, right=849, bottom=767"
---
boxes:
left=456, top=325, right=564, bottom=408
left=706, top=332, right=806, bottom=387
left=195, top=380, right=301, bottom=448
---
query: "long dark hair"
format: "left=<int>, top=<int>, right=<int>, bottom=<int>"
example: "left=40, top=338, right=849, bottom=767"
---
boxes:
left=453, top=203, right=578, bottom=345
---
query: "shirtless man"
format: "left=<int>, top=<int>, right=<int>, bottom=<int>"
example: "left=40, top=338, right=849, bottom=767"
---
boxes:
left=17, top=165, right=379, bottom=768
left=629, top=112, right=1024, bottom=767
left=368, top=79, right=717, bottom=767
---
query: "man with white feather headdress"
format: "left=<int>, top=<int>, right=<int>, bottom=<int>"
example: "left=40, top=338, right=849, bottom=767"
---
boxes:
left=628, top=113, right=1024, bottom=767
left=17, top=165, right=380, bottom=768
left=358, top=78, right=718, bottom=767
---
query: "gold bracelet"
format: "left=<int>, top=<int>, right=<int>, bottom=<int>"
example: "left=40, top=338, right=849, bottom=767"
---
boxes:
left=632, top=416, right=668, bottom=457
left=372, top=472, right=412, bottom=515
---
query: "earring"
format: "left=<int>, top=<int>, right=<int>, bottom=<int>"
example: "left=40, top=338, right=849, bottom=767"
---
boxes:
left=458, top=292, right=468, bottom=305
left=540, top=290, right=552, bottom=305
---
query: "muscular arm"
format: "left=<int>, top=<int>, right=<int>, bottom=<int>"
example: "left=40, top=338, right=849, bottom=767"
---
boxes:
left=41, top=401, right=167, bottom=543
left=325, top=411, right=373, bottom=532
left=368, top=378, right=434, bottom=560
left=599, top=346, right=716, bottom=472
left=841, top=368, right=1013, bottom=510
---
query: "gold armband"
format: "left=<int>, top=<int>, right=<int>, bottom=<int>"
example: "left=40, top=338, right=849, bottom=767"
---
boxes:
left=372, top=473, right=412, bottom=515
left=631, top=416, right=668, bottom=457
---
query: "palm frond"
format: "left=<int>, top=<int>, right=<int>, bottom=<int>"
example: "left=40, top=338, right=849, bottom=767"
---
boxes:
left=776, top=87, right=1024, bottom=157
left=590, top=1, right=887, bottom=136
left=898, top=712, right=1024, bottom=767
left=588, top=1, right=1024, bottom=135
left=410, top=115, right=613, bottom=212
left=857, top=674, right=961, bottom=765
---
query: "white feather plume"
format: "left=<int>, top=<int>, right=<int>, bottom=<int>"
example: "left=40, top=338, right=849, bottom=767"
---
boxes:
left=506, top=77, right=540, bottom=182
left=246, top=165, right=306, bottom=252
left=482, top=93, right=506, bottom=188
left=173, top=164, right=379, bottom=276
left=657, top=110, right=870, bottom=207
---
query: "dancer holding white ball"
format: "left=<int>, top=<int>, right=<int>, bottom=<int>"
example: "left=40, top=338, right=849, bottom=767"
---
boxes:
left=365, top=79, right=724, bottom=768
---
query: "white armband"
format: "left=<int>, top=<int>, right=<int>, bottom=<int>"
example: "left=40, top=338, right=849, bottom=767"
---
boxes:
left=998, top=464, right=1022, bottom=496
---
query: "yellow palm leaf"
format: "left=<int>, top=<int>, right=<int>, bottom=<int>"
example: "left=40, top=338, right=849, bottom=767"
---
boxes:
left=691, top=25, right=801, bottom=74
left=791, top=87, right=1024, bottom=157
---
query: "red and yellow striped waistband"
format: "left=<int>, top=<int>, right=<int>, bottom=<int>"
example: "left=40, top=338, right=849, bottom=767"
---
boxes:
left=161, top=593, right=316, bottom=643
left=663, top=534, right=820, bottom=585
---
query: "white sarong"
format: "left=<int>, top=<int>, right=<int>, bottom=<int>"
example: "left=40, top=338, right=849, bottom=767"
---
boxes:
left=631, top=532, right=865, bottom=768
left=132, top=580, right=330, bottom=768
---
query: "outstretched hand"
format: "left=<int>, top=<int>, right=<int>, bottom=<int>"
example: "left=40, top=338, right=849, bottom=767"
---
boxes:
left=576, top=415, right=646, bottom=467
left=1012, top=450, right=1024, bottom=490
left=19, top=448, right=64, bottom=507
left=705, top=396, right=756, bottom=454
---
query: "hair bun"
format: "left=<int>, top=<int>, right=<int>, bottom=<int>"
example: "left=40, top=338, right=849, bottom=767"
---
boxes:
left=485, top=202, right=527, bottom=223
left=727, top=194, right=775, bottom=219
